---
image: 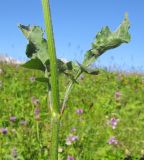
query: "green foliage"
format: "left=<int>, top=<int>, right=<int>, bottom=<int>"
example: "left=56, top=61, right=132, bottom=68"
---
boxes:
left=19, top=13, right=131, bottom=82
left=35, top=77, right=50, bottom=83
left=21, top=58, right=45, bottom=72
left=44, top=59, right=73, bottom=73
left=18, top=24, right=49, bottom=64
left=1, top=63, right=144, bottom=159
left=83, top=13, right=131, bottom=66
left=18, top=24, right=79, bottom=84
left=77, top=62, right=99, bottom=75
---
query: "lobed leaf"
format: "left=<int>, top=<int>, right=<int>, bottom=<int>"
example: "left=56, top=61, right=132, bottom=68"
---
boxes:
left=83, top=13, right=131, bottom=66
left=18, top=24, right=49, bottom=64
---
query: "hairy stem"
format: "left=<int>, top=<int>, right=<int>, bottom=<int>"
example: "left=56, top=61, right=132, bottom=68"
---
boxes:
left=42, top=0, right=60, bottom=159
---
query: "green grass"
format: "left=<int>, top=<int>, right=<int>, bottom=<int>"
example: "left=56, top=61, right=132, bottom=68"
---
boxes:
left=0, top=62, right=144, bottom=159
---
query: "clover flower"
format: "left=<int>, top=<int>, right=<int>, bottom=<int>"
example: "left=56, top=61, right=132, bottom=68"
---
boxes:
left=108, top=136, right=118, bottom=145
left=10, top=116, right=17, bottom=122
left=76, top=108, right=83, bottom=114
left=67, top=155, right=75, bottom=160
left=107, top=117, right=119, bottom=129
left=0, top=128, right=8, bottom=135
left=66, top=134, right=79, bottom=145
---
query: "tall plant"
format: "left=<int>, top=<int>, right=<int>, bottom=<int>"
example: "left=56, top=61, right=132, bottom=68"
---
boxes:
left=18, top=0, right=131, bottom=159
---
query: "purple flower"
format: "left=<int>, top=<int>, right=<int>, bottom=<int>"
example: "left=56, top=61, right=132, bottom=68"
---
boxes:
left=66, top=134, right=79, bottom=145
left=29, top=76, right=35, bottom=82
left=10, top=116, right=16, bottom=122
left=31, top=96, right=40, bottom=106
left=107, top=117, right=119, bottom=129
left=34, top=107, right=40, bottom=115
left=76, top=108, right=83, bottom=114
left=108, top=136, right=118, bottom=145
left=67, top=155, right=75, bottom=160
left=115, top=91, right=122, bottom=101
left=1, top=128, right=8, bottom=135
left=34, top=107, right=40, bottom=120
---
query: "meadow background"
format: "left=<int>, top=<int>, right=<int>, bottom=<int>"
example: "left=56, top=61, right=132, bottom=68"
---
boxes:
left=0, top=61, right=144, bottom=159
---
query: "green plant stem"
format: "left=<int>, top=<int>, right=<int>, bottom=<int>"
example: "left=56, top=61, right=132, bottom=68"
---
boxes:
left=61, top=69, right=82, bottom=115
left=48, top=90, right=52, bottom=111
left=45, top=70, right=52, bottom=112
left=61, top=57, right=94, bottom=115
left=36, top=121, right=40, bottom=142
left=42, top=0, right=60, bottom=160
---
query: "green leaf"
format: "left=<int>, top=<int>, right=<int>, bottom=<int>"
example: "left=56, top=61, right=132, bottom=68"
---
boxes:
left=25, top=42, right=37, bottom=58
left=18, top=25, right=31, bottom=38
left=45, top=59, right=73, bottom=73
left=21, top=58, right=45, bottom=71
left=77, top=62, right=99, bottom=75
left=35, top=77, right=49, bottom=83
left=18, top=24, right=49, bottom=64
left=83, top=13, right=131, bottom=66
left=57, top=59, right=73, bottom=72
